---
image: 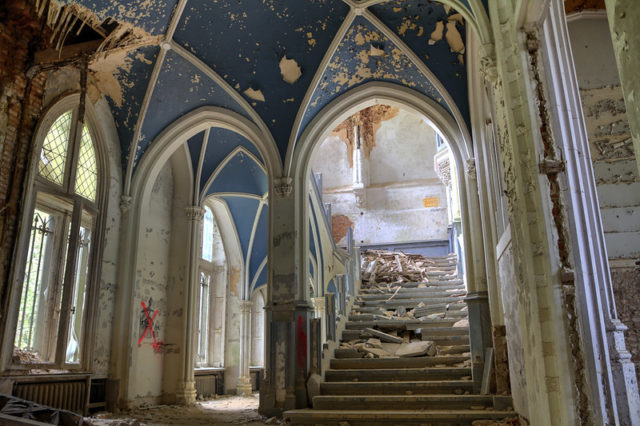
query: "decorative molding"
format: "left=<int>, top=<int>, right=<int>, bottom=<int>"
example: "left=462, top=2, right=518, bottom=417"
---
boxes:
left=479, top=43, right=498, bottom=85
left=185, top=205, right=205, bottom=221
left=465, top=158, right=477, bottom=179
left=274, top=177, right=293, bottom=198
left=119, top=194, right=132, bottom=213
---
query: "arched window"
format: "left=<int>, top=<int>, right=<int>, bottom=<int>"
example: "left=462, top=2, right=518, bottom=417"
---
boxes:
left=196, top=204, right=226, bottom=368
left=11, top=99, right=104, bottom=368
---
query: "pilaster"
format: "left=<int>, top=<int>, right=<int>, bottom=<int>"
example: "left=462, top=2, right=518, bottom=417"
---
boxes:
left=311, top=297, right=326, bottom=344
left=237, top=300, right=253, bottom=396
left=176, top=205, right=205, bottom=405
left=260, top=178, right=313, bottom=416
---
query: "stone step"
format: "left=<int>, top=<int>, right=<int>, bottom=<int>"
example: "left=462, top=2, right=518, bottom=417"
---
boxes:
left=284, top=408, right=518, bottom=425
left=330, top=355, right=469, bottom=370
left=320, top=380, right=474, bottom=396
left=407, top=326, right=470, bottom=335
left=349, top=305, right=467, bottom=322
left=312, top=394, right=493, bottom=410
left=334, top=348, right=364, bottom=359
left=438, top=345, right=471, bottom=355
left=343, top=322, right=468, bottom=338
left=361, top=280, right=464, bottom=289
left=358, top=290, right=467, bottom=300
left=355, top=296, right=466, bottom=308
left=360, top=284, right=465, bottom=294
left=324, top=367, right=472, bottom=382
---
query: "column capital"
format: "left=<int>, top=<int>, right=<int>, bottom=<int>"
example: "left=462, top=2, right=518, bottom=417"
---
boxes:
left=185, top=205, right=205, bottom=221
left=274, top=177, right=293, bottom=198
left=311, top=296, right=326, bottom=311
left=239, top=300, right=253, bottom=313
left=465, top=158, right=477, bottom=180
left=119, top=195, right=132, bottom=213
left=479, top=43, right=498, bottom=85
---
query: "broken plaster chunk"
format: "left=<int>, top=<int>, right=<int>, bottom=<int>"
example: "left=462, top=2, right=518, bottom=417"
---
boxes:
left=363, top=346, right=391, bottom=358
left=429, top=21, right=444, bottom=45
left=370, top=45, right=385, bottom=57
left=244, top=87, right=265, bottom=102
left=396, top=340, right=436, bottom=357
left=445, top=21, right=465, bottom=54
left=453, top=319, right=469, bottom=328
left=279, top=56, right=302, bottom=84
left=366, top=338, right=383, bottom=349
left=364, top=328, right=403, bottom=343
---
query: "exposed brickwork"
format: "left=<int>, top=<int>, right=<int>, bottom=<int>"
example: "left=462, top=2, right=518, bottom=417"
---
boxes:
left=611, top=267, right=640, bottom=386
left=0, top=1, right=51, bottom=325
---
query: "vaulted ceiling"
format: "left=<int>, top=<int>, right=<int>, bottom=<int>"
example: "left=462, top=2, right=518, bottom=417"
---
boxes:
left=59, top=0, right=490, bottom=294
left=73, top=0, right=484, bottom=181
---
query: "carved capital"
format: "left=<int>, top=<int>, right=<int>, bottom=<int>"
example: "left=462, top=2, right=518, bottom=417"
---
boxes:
left=119, top=195, right=132, bottom=213
left=274, top=177, right=293, bottom=198
left=311, top=296, right=326, bottom=312
left=479, top=43, right=498, bottom=85
left=465, top=158, right=477, bottom=180
left=185, top=206, right=205, bottom=221
left=239, top=300, right=253, bottom=313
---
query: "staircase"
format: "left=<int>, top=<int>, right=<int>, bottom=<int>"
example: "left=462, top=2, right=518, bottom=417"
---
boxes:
left=285, top=252, right=517, bottom=425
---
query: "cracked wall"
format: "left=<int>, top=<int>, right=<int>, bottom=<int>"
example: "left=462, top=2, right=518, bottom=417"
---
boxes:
left=568, top=16, right=640, bottom=385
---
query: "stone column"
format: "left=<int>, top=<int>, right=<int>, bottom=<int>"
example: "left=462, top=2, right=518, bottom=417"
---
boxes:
left=311, top=297, right=326, bottom=344
left=176, top=205, right=204, bottom=405
left=605, top=0, right=640, bottom=176
left=463, top=159, right=493, bottom=393
left=237, top=300, right=253, bottom=395
left=260, top=178, right=313, bottom=416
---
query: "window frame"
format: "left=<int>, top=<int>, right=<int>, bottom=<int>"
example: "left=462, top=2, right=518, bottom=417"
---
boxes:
left=1, top=93, right=110, bottom=373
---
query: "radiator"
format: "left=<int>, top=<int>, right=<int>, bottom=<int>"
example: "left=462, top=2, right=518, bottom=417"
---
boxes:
left=13, top=379, right=87, bottom=414
left=194, top=374, right=216, bottom=397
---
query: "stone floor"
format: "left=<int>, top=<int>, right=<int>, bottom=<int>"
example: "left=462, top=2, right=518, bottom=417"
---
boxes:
left=86, top=394, right=285, bottom=425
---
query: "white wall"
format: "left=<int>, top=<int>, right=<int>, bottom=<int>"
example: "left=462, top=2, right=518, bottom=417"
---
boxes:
left=131, top=165, right=174, bottom=402
left=312, top=108, right=449, bottom=245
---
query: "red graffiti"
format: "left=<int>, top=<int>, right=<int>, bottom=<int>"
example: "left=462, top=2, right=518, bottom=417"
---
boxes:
left=139, top=301, right=163, bottom=353
left=297, top=315, right=307, bottom=369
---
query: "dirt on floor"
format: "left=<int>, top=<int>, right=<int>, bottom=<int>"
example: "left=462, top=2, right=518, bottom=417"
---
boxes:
left=86, top=394, right=286, bottom=426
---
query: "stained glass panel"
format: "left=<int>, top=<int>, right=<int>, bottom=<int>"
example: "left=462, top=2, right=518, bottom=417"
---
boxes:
left=38, top=111, right=72, bottom=185
left=74, top=125, right=97, bottom=201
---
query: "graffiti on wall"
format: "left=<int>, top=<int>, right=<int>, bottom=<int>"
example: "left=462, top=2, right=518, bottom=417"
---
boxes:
left=138, top=298, right=163, bottom=353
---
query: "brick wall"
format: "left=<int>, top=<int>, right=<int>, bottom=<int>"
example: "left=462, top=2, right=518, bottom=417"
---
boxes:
left=0, top=1, right=50, bottom=324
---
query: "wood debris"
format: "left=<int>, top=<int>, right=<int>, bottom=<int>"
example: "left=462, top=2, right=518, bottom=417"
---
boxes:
left=341, top=249, right=469, bottom=359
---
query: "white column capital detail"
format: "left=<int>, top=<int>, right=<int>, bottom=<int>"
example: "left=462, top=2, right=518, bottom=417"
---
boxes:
left=185, top=205, right=205, bottom=221
left=311, top=296, right=326, bottom=312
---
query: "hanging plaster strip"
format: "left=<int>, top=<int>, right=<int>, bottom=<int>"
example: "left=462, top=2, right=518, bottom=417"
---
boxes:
left=362, top=9, right=473, bottom=156
left=123, top=0, right=190, bottom=194
left=169, top=41, right=274, bottom=153
left=284, top=9, right=357, bottom=175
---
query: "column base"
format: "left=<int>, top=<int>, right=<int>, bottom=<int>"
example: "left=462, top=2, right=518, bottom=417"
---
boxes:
left=175, top=380, right=197, bottom=405
left=237, top=376, right=253, bottom=396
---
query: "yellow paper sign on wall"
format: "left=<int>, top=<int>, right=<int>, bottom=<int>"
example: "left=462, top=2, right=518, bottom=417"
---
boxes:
left=423, top=197, right=439, bottom=208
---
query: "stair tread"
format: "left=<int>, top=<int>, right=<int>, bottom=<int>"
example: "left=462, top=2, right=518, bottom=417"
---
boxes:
left=330, top=356, right=469, bottom=369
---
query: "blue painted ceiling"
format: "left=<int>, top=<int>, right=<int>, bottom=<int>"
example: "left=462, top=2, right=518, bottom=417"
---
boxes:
left=83, top=0, right=481, bottom=293
left=88, top=0, right=475, bottom=178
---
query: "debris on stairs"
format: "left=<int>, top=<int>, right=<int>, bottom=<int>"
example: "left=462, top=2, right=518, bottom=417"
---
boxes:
left=285, top=249, right=517, bottom=425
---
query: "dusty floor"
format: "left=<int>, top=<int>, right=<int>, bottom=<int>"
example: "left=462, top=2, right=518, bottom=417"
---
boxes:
left=86, top=393, right=285, bottom=425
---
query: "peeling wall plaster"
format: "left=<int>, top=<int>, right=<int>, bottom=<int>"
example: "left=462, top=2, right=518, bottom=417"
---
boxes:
left=568, top=19, right=640, bottom=261
left=312, top=109, right=448, bottom=245
left=132, top=164, right=173, bottom=401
